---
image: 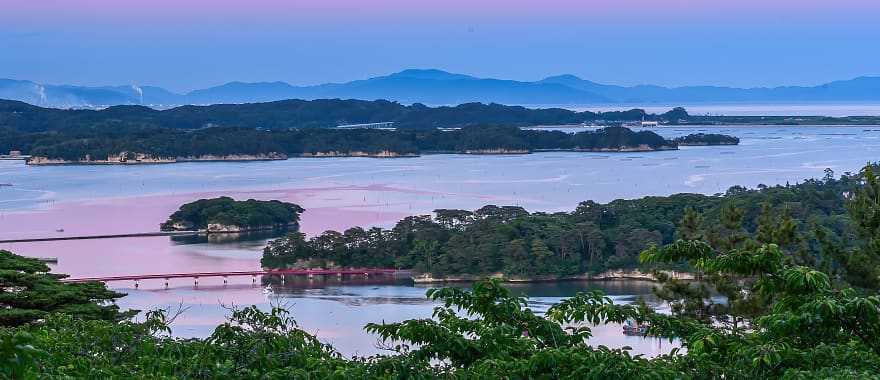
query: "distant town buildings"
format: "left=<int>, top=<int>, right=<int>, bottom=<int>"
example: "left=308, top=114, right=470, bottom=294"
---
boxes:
left=335, top=122, right=396, bottom=130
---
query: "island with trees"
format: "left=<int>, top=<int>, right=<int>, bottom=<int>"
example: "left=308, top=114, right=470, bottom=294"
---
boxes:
left=3, top=164, right=880, bottom=377
left=160, top=197, right=305, bottom=233
left=0, top=98, right=734, bottom=165
left=8, top=125, right=738, bottom=165
left=672, top=133, right=740, bottom=146
left=0, top=99, right=688, bottom=132
left=262, top=166, right=865, bottom=283
left=13, top=126, right=683, bottom=164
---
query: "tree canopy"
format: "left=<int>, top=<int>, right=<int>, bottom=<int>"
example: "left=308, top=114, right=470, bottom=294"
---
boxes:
left=263, top=166, right=864, bottom=282
left=161, top=197, right=305, bottom=231
left=0, top=250, right=128, bottom=327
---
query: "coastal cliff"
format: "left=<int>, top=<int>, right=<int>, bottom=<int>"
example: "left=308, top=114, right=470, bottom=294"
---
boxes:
left=205, top=222, right=300, bottom=233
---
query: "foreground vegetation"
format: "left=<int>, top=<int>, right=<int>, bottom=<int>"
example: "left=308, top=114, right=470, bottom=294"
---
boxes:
left=160, top=197, right=304, bottom=232
left=4, top=165, right=880, bottom=378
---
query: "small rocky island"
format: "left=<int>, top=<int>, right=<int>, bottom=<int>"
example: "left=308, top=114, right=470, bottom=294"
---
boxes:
left=673, top=133, right=740, bottom=146
left=161, top=197, right=305, bottom=233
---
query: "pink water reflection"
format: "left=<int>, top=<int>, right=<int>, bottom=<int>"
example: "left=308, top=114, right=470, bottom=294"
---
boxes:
left=0, top=186, right=416, bottom=277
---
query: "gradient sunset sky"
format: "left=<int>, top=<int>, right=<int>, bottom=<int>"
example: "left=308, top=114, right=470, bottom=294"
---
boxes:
left=2, top=0, right=879, bottom=91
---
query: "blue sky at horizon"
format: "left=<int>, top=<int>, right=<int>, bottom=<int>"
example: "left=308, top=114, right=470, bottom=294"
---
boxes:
left=2, top=0, right=879, bottom=92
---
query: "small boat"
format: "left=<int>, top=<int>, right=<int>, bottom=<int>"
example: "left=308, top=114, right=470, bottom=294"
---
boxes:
left=622, top=320, right=649, bottom=336
left=55, top=228, right=65, bottom=232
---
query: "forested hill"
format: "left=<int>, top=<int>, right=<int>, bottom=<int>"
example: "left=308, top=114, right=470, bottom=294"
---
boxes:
left=7, top=125, right=683, bottom=163
left=262, top=167, right=864, bottom=280
left=0, top=98, right=681, bottom=132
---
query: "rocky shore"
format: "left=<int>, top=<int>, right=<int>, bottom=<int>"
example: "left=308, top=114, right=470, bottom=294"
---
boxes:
left=675, top=141, right=739, bottom=146
left=299, top=150, right=419, bottom=158
left=26, top=152, right=288, bottom=165
left=204, top=222, right=299, bottom=233
left=24, top=144, right=688, bottom=166
left=410, top=269, right=695, bottom=283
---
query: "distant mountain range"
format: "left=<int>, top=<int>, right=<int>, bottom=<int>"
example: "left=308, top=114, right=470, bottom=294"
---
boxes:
left=2, top=69, right=880, bottom=109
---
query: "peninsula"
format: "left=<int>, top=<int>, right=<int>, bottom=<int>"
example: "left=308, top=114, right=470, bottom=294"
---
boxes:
left=261, top=165, right=863, bottom=282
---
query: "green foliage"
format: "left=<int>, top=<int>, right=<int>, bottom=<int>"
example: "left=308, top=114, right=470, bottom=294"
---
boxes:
left=0, top=250, right=128, bottom=327
left=160, top=196, right=304, bottom=231
left=4, top=241, right=880, bottom=378
left=633, top=171, right=880, bottom=377
left=264, top=167, right=866, bottom=281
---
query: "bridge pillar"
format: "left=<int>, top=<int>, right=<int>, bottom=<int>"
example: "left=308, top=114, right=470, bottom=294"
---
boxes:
left=194, top=277, right=199, bottom=287
left=164, top=279, right=169, bottom=289
left=223, top=276, right=228, bottom=285
left=134, top=280, right=139, bottom=289
left=337, top=272, right=343, bottom=279
left=252, top=275, right=256, bottom=285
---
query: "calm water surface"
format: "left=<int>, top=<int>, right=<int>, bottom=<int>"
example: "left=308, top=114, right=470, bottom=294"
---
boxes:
left=1, top=125, right=878, bottom=356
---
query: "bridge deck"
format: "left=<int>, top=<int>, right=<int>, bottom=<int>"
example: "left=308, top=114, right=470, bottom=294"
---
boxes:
left=0, top=231, right=200, bottom=244
left=62, top=268, right=405, bottom=283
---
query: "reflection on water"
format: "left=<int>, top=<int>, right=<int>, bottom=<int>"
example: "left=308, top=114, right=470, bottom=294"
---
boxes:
left=170, top=229, right=287, bottom=245
left=117, top=278, right=675, bottom=358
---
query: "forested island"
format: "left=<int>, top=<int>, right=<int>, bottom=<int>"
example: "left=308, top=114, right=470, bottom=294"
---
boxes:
left=0, top=98, right=747, bottom=164
left=0, top=99, right=685, bottom=132
left=673, top=133, right=739, bottom=146
left=160, top=197, right=304, bottom=233
left=2, top=97, right=878, bottom=132
left=6, top=124, right=740, bottom=164
left=262, top=166, right=863, bottom=282
left=4, top=164, right=880, bottom=377
left=11, top=126, right=690, bottom=164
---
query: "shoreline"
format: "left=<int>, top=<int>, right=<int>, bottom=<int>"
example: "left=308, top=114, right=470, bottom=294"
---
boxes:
left=22, top=145, right=695, bottom=166
left=386, top=269, right=694, bottom=284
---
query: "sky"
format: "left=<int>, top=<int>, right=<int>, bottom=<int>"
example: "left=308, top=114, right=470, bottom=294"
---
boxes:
left=2, top=0, right=879, bottom=92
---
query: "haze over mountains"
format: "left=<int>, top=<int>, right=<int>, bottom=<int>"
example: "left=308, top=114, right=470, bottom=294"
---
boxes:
left=2, top=69, right=880, bottom=109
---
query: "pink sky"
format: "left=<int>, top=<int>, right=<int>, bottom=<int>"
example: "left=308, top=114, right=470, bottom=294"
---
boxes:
left=5, top=0, right=878, bottom=25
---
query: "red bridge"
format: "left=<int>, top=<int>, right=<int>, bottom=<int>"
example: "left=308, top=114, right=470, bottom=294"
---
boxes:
left=62, top=268, right=407, bottom=287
